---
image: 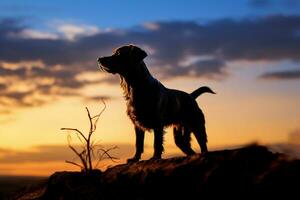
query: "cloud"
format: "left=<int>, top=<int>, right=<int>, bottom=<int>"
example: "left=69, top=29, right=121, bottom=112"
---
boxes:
left=249, top=0, right=300, bottom=8
left=10, top=22, right=102, bottom=41
left=2, top=15, right=300, bottom=71
left=1, top=15, right=300, bottom=111
left=0, top=144, right=134, bottom=164
left=4, top=15, right=300, bottom=64
left=12, top=28, right=59, bottom=40
left=83, top=95, right=115, bottom=102
left=55, top=22, right=100, bottom=41
left=0, top=145, right=71, bottom=163
left=0, top=65, right=111, bottom=112
left=0, top=64, right=98, bottom=109
left=157, top=57, right=227, bottom=79
left=0, top=83, right=7, bottom=90
left=259, top=69, right=300, bottom=80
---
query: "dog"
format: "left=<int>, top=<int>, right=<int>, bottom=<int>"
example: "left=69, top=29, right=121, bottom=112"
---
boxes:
left=98, top=45, right=215, bottom=163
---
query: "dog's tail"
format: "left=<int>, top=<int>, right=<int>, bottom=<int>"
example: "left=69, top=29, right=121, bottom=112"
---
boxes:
left=190, top=86, right=216, bottom=99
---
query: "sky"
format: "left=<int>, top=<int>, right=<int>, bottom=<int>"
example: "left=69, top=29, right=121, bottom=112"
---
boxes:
left=0, top=0, right=300, bottom=176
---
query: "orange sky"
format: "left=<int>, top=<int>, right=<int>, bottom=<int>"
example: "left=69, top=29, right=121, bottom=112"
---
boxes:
left=1, top=60, right=299, bottom=176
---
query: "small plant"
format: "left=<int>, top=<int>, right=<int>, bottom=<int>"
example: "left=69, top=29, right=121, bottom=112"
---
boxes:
left=61, top=100, right=118, bottom=173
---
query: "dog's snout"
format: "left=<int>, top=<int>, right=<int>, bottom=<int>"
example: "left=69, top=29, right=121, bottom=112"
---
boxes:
left=97, top=57, right=103, bottom=63
left=98, top=57, right=110, bottom=65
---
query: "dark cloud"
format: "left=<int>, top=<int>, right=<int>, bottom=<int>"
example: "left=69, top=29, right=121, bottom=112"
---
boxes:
left=158, top=58, right=226, bottom=79
left=0, top=64, right=112, bottom=110
left=0, top=18, right=26, bottom=34
left=1, top=15, right=300, bottom=110
left=259, top=69, right=300, bottom=80
left=0, top=67, right=72, bottom=109
left=249, top=0, right=300, bottom=8
left=2, top=15, right=300, bottom=74
left=206, top=16, right=300, bottom=61
left=0, top=90, right=48, bottom=107
left=0, top=145, right=78, bottom=163
left=0, top=66, right=26, bottom=76
left=84, top=95, right=115, bottom=102
left=184, top=59, right=226, bottom=77
left=0, top=83, right=7, bottom=90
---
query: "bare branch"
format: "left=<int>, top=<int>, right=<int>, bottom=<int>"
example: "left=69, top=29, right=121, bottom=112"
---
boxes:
left=86, top=107, right=93, bottom=137
left=74, top=132, right=85, bottom=145
left=99, top=146, right=119, bottom=162
left=92, top=99, right=106, bottom=132
left=94, top=146, right=118, bottom=168
left=65, top=160, right=83, bottom=169
left=68, top=143, right=88, bottom=170
left=91, top=146, right=96, bottom=158
left=61, top=101, right=117, bottom=173
left=61, top=128, right=88, bottom=142
left=85, top=107, right=95, bottom=170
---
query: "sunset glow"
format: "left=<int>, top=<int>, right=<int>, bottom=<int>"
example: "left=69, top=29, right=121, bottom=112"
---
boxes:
left=1, top=0, right=300, bottom=176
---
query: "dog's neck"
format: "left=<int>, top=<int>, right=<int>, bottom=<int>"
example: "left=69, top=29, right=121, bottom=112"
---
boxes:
left=119, top=61, right=155, bottom=100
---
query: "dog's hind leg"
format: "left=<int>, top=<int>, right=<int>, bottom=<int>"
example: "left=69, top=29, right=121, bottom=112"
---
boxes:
left=173, top=125, right=195, bottom=155
left=182, top=126, right=196, bottom=155
left=152, top=127, right=164, bottom=159
left=192, top=124, right=208, bottom=153
left=127, top=126, right=145, bottom=163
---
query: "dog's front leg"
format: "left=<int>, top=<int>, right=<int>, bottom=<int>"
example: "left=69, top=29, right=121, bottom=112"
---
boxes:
left=127, top=126, right=145, bottom=163
left=151, top=127, right=164, bottom=160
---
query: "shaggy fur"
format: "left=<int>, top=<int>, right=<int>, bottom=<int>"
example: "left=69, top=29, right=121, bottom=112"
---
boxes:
left=98, top=45, right=214, bottom=162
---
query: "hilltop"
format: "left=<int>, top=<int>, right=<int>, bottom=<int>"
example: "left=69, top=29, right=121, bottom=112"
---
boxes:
left=14, top=145, right=300, bottom=200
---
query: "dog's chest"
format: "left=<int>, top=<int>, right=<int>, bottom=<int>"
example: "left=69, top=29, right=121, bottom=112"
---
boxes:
left=126, top=88, right=162, bottom=129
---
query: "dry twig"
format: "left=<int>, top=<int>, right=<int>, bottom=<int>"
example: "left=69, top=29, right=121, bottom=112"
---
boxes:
left=60, top=99, right=117, bottom=173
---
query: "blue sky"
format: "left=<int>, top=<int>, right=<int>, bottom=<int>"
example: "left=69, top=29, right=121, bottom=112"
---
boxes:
left=1, top=0, right=300, bottom=28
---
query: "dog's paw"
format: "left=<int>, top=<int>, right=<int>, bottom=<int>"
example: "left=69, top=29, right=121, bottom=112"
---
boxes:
left=127, top=157, right=140, bottom=164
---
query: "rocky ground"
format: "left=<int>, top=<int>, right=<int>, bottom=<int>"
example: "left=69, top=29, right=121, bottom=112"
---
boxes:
left=13, top=144, right=300, bottom=200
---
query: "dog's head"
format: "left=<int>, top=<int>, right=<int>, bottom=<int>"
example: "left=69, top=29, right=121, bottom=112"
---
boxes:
left=98, top=45, right=147, bottom=75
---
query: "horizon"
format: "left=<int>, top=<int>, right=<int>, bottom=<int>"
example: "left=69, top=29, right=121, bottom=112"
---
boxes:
left=0, top=0, right=300, bottom=176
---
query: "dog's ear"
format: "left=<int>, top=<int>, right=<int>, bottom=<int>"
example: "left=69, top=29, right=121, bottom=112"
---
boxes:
left=129, top=45, right=147, bottom=62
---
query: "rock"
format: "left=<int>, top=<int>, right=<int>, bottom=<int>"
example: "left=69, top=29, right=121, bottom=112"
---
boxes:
left=42, top=170, right=102, bottom=200
left=14, top=145, right=300, bottom=200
